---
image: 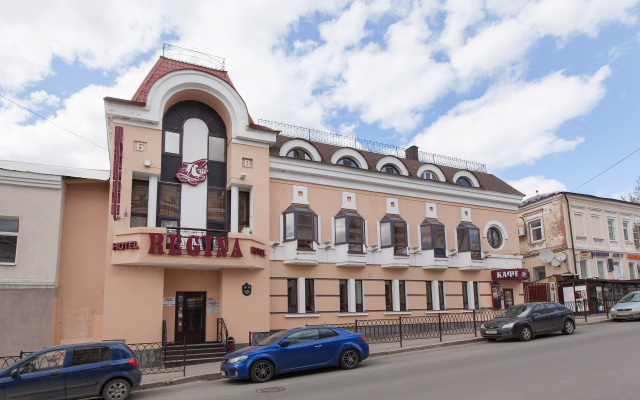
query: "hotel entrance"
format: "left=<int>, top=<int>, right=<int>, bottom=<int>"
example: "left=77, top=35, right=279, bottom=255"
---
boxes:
left=175, top=292, right=206, bottom=344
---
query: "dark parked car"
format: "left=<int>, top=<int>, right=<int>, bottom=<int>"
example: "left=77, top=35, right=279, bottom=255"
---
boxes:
left=480, top=302, right=575, bottom=341
left=0, top=342, right=141, bottom=400
left=220, top=326, right=369, bottom=382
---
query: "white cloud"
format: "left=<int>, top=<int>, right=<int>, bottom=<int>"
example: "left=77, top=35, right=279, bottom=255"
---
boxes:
left=508, top=175, right=568, bottom=199
left=411, top=66, right=610, bottom=170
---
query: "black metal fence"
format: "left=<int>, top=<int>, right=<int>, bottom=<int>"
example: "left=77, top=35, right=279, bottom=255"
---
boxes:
left=128, top=340, right=186, bottom=375
left=563, top=299, right=617, bottom=321
left=0, top=351, right=33, bottom=370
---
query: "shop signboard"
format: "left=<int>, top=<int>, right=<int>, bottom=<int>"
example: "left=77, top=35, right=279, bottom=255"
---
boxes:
left=491, top=269, right=530, bottom=280
left=628, top=254, right=640, bottom=260
left=163, top=297, right=175, bottom=307
left=176, top=159, right=208, bottom=186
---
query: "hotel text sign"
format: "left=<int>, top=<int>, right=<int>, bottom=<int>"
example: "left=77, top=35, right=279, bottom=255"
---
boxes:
left=148, top=233, right=243, bottom=257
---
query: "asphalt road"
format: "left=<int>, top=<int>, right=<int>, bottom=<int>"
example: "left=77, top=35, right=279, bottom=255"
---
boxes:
left=132, top=321, right=640, bottom=400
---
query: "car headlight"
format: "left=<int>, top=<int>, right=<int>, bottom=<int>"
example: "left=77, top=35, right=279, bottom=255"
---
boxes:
left=501, top=323, right=514, bottom=329
left=633, top=306, right=640, bottom=311
left=228, top=355, right=248, bottom=364
left=480, top=323, right=485, bottom=329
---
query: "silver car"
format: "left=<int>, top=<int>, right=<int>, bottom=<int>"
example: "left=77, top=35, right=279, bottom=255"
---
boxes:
left=610, top=291, right=640, bottom=320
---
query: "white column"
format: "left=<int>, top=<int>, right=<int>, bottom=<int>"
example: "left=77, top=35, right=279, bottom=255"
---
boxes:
left=392, top=279, right=400, bottom=311
left=147, top=175, right=158, bottom=228
left=230, top=185, right=239, bottom=233
left=348, top=279, right=356, bottom=313
left=297, top=278, right=306, bottom=314
left=467, top=281, right=475, bottom=310
left=433, top=281, right=440, bottom=310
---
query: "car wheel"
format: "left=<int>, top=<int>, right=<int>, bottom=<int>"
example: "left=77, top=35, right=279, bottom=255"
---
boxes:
left=519, top=326, right=533, bottom=342
left=250, top=359, right=275, bottom=383
left=339, top=349, right=360, bottom=369
left=102, top=378, right=131, bottom=400
left=562, top=320, right=575, bottom=335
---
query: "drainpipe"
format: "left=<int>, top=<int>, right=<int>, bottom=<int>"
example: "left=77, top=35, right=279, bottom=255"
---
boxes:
left=563, top=193, right=578, bottom=277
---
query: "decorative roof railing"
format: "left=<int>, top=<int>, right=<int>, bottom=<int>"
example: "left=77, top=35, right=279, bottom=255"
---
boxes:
left=162, top=44, right=225, bottom=71
left=258, top=119, right=487, bottom=173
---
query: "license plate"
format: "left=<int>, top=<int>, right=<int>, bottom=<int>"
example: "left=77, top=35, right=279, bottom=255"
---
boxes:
left=619, top=312, right=629, bottom=316
left=485, top=330, right=497, bottom=334
left=220, top=370, right=227, bottom=377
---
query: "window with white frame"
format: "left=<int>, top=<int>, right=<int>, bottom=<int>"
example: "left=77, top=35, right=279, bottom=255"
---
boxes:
left=384, top=280, right=407, bottom=312
left=380, top=215, right=408, bottom=255
left=438, top=281, right=446, bottom=310
left=579, top=260, right=589, bottom=279
left=529, top=219, right=543, bottom=242
left=597, top=260, right=606, bottom=279
left=456, top=222, right=481, bottom=259
left=283, top=205, right=319, bottom=250
left=287, top=278, right=315, bottom=314
left=339, top=279, right=364, bottom=313
left=629, top=262, right=637, bottom=280
left=473, top=282, right=481, bottom=309
left=426, top=281, right=433, bottom=310
left=420, top=219, right=446, bottom=257
left=462, top=282, right=469, bottom=309
left=0, top=218, right=18, bottom=264
left=623, top=220, right=631, bottom=242
left=334, top=210, right=364, bottom=253
left=607, top=218, right=617, bottom=241
left=534, top=266, right=546, bottom=281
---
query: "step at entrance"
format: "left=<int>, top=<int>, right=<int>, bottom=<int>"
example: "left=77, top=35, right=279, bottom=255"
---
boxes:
left=163, top=342, right=227, bottom=367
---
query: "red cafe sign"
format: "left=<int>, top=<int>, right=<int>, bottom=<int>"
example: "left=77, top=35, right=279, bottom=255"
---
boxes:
left=148, top=233, right=243, bottom=258
left=491, top=269, right=530, bottom=280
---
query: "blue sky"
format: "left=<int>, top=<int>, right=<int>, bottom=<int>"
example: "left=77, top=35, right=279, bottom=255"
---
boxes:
left=0, top=0, right=639, bottom=199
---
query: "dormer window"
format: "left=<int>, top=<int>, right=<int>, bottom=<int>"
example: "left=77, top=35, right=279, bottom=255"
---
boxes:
left=420, top=219, right=446, bottom=257
left=420, top=171, right=439, bottom=181
left=380, top=215, right=407, bottom=255
left=283, top=205, right=318, bottom=250
left=457, top=222, right=481, bottom=259
left=334, top=210, right=364, bottom=253
left=337, top=157, right=358, bottom=168
left=287, top=149, right=312, bottom=160
left=456, top=177, right=472, bottom=186
left=381, top=164, right=400, bottom=175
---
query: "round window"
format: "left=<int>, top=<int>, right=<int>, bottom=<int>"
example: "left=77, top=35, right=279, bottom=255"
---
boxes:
left=487, top=227, right=503, bottom=249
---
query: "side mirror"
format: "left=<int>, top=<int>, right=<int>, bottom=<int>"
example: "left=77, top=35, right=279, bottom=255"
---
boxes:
left=531, top=312, right=541, bottom=318
left=9, top=368, right=19, bottom=377
left=279, top=339, right=291, bottom=347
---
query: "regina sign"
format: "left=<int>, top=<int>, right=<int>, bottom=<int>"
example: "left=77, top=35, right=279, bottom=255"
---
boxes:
left=491, top=269, right=530, bottom=280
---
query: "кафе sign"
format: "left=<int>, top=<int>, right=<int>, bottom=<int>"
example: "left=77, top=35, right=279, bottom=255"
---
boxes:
left=491, top=269, right=530, bottom=280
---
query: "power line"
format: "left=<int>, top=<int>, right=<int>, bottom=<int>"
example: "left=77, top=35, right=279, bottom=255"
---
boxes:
left=572, top=144, right=640, bottom=191
left=0, top=92, right=108, bottom=151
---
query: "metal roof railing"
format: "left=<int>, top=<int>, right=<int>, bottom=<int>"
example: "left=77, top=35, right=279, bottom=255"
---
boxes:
left=258, top=119, right=487, bottom=173
left=162, top=44, right=225, bottom=71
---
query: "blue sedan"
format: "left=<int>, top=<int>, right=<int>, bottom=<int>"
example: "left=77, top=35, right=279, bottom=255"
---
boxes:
left=220, top=326, right=369, bottom=382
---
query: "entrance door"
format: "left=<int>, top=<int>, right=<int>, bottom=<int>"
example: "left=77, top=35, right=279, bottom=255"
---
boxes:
left=175, top=292, right=206, bottom=344
left=503, top=289, right=514, bottom=308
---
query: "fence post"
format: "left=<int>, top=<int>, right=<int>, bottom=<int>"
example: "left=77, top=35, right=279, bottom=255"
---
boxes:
left=473, top=309, right=477, bottom=337
left=183, top=337, right=187, bottom=377
left=355, top=319, right=358, bottom=333
left=583, top=300, right=588, bottom=323
left=249, top=332, right=252, bottom=346
left=438, top=313, right=442, bottom=342
left=606, top=300, right=610, bottom=319
left=399, top=316, right=403, bottom=348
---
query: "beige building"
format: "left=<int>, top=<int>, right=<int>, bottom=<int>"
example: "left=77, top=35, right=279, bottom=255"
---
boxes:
left=518, top=192, right=640, bottom=304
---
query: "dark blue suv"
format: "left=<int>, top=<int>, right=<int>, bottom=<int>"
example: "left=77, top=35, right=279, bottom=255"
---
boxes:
left=0, top=342, right=142, bottom=400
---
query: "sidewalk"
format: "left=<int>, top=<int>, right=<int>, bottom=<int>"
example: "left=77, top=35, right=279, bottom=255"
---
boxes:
left=138, top=315, right=611, bottom=390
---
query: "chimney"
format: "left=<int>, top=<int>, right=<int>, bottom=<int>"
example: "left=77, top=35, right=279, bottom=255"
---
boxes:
left=405, top=145, right=419, bottom=161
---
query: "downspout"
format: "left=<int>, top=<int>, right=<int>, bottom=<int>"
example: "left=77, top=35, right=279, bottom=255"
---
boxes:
left=563, top=192, right=578, bottom=276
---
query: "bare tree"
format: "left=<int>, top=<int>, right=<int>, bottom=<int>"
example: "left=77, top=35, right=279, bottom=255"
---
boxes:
left=621, top=177, right=640, bottom=203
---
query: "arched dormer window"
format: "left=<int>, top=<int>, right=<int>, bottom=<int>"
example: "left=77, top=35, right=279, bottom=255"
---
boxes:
left=456, top=177, right=472, bottom=186
left=420, top=171, right=439, bottom=181
left=380, top=215, right=407, bottom=255
left=287, top=149, right=312, bottom=160
left=283, top=205, right=318, bottom=250
left=452, top=171, right=480, bottom=187
left=334, top=210, right=364, bottom=253
left=381, top=164, right=400, bottom=175
left=457, top=222, right=481, bottom=259
left=420, top=219, right=446, bottom=257
left=337, top=157, right=359, bottom=168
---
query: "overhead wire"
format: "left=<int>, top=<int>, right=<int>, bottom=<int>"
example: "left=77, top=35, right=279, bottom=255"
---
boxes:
left=0, top=92, right=108, bottom=151
left=572, top=144, right=640, bottom=191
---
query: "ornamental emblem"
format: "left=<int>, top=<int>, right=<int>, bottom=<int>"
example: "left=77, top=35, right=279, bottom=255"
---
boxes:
left=242, top=283, right=252, bottom=296
left=176, top=159, right=208, bottom=186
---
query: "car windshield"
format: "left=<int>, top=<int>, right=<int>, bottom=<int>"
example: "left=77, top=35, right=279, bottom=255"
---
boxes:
left=617, top=293, right=640, bottom=303
left=257, top=329, right=294, bottom=346
left=495, top=305, right=533, bottom=318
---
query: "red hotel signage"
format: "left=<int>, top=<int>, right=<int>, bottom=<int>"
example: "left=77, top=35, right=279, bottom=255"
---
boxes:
left=148, top=233, right=243, bottom=257
left=176, top=159, right=208, bottom=186
left=491, top=269, right=530, bottom=280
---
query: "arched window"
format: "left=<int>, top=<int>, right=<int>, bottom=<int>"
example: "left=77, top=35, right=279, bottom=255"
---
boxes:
left=337, top=157, right=359, bottom=168
left=334, top=210, right=364, bottom=253
left=456, top=177, right=472, bottom=186
left=420, top=219, right=446, bottom=257
left=286, top=149, right=312, bottom=160
left=381, top=164, right=400, bottom=175
left=420, top=171, right=439, bottom=181
left=283, top=205, right=318, bottom=250
left=457, top=222, right=481, bottom=259
left=380, top=215, right=407, bottom=255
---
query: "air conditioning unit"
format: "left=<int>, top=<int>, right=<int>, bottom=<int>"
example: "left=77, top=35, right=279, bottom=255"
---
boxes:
left=518, top=226, right=526, bottom=237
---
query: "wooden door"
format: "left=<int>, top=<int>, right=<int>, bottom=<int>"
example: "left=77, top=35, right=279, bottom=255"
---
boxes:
left=175, top=292, right=206, bottom=344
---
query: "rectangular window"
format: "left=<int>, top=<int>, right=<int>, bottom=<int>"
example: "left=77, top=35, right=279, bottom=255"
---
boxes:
left=164, top=130, right=181, bottom=154
left=208, top=137, right=225, bottom=162
left=473, top=282, right=481, bottom=309
left=534, top=267, right=546, bottom=281
left=355, top=280, right=364, bottom=312
left=207, top=189, right=226, bottom=221
left=130, top=180, right=148, bottom=228
left=298, top=213, right=313, bottom=249
left=238, top=191, right=250, bottom=231
left=462, top=282, right=469, bottom=309
left=629, top=262, right=636, bottom=280
left=305, top=279, right=315, bottom=313
left=348, top=218, right=363, bottom=253
left=159, top=183, right=180, bottom=227
left=529, top=219, right=543, bottom=242
left=399, top=280, right=407, bottom=311
left=623, top=221, right=630, bottom=241
left=285, top=213, right=295, bottom=240
left=339, top=280, right=348, bottom=312
left=607, top=218, right=617, bottom=241
left=438, top=281, right=446, bottom=310
left=287, top=279, right=297, bottom=313
left=580, top=260, right=589, bottom=279
left=421, top=222, right=446, bottom=257
left=381, top=223, right=392, bottom=248
left=426, top=281, right=433, bottom=310
left=385, top=280, right=392, bottom=311
left=335, top=218, right=346, bottom=243
left=573, top=213, right=585, bottom=236
left=591, top=215, right=602, bottom=238
left=597, top=260, right=606, bottom=278
left=0, top=218, right=19, bottom=264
